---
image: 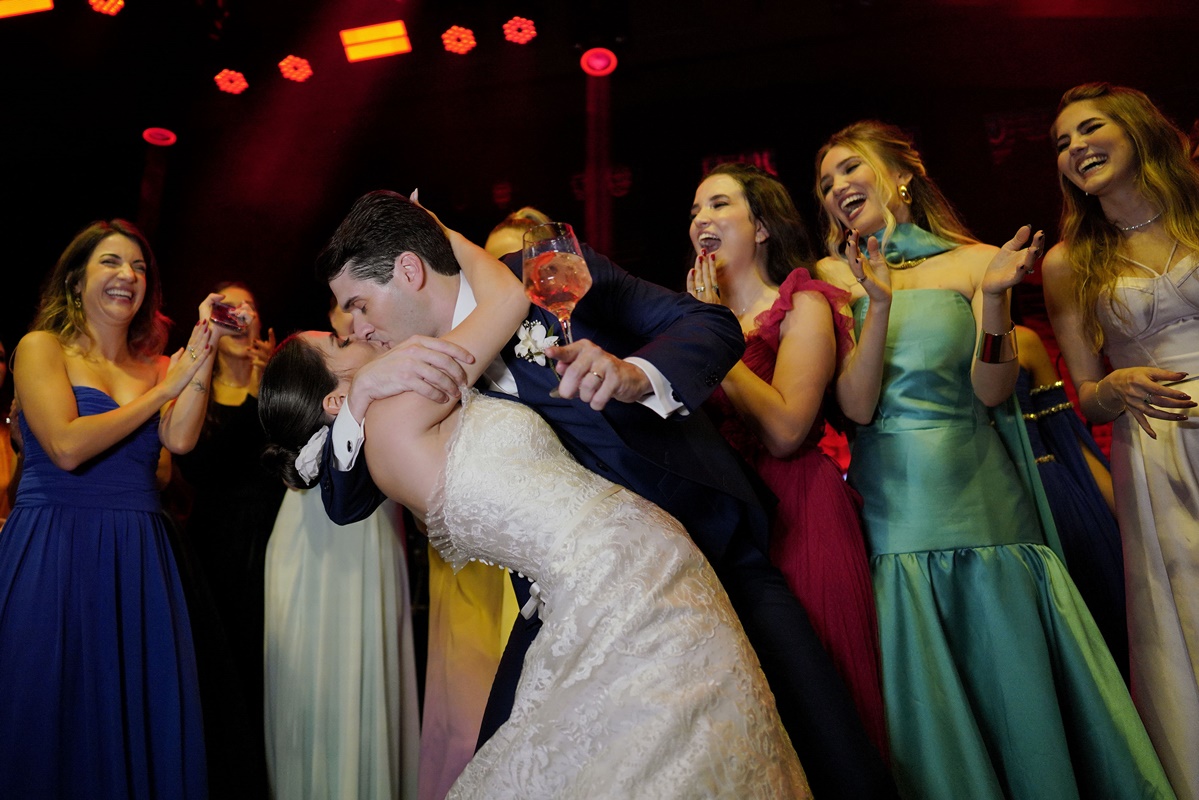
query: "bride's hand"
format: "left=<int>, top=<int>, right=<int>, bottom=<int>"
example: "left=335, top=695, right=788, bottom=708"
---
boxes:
left=410, top=188, right=450, bottom=234
left=846, top=230, right=892, bottom=306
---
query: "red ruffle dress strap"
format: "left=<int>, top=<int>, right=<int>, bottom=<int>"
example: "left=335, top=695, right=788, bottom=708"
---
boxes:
left=753, top=267, right=855, bottom=362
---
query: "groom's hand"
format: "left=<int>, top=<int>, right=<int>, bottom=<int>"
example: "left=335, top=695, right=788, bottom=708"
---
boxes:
left=547, top=340, right=651, bottom=411
left=347, top=335, right=475, bottom=421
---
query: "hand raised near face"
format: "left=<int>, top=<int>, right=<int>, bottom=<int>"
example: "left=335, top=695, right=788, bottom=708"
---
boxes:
left=980, top=225, right=1045, bottom=296
left=845, top=230, right=892, bottom=306
left=686, top=249, right=727, bottom=308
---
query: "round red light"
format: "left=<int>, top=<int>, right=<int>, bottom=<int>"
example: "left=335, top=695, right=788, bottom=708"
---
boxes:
left=580, top=47, right=617, bottom=77
left=142, top=128, right=178, bottom=147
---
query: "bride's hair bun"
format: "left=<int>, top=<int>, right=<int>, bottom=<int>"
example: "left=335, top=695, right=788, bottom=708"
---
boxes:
left=258, top=333, right=339, bottom=490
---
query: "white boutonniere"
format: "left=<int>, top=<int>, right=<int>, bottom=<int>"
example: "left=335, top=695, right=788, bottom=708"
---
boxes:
left=514, top=320, right=559, bottom=366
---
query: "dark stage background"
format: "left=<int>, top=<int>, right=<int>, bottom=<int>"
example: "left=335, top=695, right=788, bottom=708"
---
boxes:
left=2, top=0, right=1198, bottom=380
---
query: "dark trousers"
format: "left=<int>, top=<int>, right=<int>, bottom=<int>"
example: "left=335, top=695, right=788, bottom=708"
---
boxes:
left=477, top=534, right=898, bottom=800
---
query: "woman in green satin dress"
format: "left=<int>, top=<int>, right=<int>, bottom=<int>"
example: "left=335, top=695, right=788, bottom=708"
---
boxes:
left=813, top=120, right=1173, bottom=800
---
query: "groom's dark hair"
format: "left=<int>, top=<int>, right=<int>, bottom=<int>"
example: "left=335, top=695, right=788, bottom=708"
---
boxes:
left=316, top=190, right=461, bottom=285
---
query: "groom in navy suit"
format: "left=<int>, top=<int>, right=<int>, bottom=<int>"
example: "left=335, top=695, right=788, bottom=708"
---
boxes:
left=314, top=190, right=895, bottom=800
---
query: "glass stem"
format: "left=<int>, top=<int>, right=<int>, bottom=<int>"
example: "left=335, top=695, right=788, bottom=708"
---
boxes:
left=559, top=315, right=574, bottom=345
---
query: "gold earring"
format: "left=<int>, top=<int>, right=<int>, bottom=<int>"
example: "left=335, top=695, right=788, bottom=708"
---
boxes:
left=897, top=184, right=913, bottom=205
left=73, top=295, right=82, bottom=309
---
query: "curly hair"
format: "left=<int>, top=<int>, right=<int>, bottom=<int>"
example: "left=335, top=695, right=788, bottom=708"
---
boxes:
left=1052, top=82, right=1199, bottom=349
left=32, top=219, right=170, bottom=356
left=814, top=120, right=977, bottom=261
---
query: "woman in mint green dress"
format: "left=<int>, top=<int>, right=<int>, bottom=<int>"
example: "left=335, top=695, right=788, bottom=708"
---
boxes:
left=813, top=120, right=1173, bottom=800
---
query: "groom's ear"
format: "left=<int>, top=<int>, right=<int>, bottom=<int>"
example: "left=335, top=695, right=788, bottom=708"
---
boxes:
left=394, top=251, right=427, bottom=290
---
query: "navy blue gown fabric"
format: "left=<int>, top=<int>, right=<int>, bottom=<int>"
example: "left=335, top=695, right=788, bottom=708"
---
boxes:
left=1016, top=369, right=1129, bottom=683
left=0, top=386, right=207, bottom=799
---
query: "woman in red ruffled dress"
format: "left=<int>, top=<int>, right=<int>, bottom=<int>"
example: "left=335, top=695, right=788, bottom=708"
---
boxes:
left=686, top=162, right=888, bottom=762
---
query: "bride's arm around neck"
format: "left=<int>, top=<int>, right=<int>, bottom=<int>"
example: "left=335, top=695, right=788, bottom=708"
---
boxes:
left=364, top=229, right=529, bottom=517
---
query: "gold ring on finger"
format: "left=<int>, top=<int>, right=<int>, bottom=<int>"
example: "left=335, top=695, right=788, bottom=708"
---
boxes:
left=590, top=371, right=603, bottom=381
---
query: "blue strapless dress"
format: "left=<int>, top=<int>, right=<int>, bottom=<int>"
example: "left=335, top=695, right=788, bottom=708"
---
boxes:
left=0, top=387, right=207, bottom=799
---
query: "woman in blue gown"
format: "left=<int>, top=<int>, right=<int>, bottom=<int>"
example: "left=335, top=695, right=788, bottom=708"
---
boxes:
left=813, top=121, right=1171, bottom=799
left=0, top=220, right=230, bottom=799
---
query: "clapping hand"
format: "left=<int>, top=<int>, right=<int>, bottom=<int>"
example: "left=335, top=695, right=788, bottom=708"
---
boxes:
left=162, top=319, right=216, bottom=398
left=981, top=225, right=1045, bottom=296
left=846, top=229, right=892, bottom=305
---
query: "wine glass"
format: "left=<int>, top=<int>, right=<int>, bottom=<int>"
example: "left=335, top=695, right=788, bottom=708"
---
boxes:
left=521, top=222, right=592, bottom=345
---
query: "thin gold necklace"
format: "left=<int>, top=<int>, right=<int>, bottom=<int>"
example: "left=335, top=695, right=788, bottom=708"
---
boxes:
left=213, top=376, right=248, bottom=389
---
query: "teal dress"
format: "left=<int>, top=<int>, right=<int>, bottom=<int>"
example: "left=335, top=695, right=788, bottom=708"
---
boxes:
left=850, top=290, right=1172, bottom=800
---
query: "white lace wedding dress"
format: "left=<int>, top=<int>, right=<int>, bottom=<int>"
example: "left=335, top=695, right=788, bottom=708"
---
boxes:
left=426, top=392, right=809, bottom=799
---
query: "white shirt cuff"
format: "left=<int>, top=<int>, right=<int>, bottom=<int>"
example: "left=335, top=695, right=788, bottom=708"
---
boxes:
left=625, top=357, right=686, bottom=418
left=331, top=403, right=365, bottom=471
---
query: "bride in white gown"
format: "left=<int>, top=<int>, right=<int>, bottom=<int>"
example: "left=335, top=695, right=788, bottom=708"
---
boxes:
left=258, top=204, right=809, bottom=799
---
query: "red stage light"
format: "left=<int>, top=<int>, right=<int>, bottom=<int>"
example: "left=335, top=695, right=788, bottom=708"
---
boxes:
left=142, top=128, right=177, bottom=147
left=341, top=20, right=412, bottom=62
left=278, top=55, right=313, bottom=82
left=503, top=16, right=536, bottom=44
left=0, top=0, right=53, bottom=19
left=88, top=0, right=123, bottom=15
left=214, top=69, right=248, bottom=95
left=441, top=25, right=476, bottom=55
left=580, top=47, right=617, bottom=77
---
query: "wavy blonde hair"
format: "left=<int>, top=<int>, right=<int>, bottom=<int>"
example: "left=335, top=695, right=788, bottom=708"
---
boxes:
left=1053, top=82, right=1199, bottom=349
left=814, top=120, right=977, bottom=261
left=32, top=219, right=170, bottom=357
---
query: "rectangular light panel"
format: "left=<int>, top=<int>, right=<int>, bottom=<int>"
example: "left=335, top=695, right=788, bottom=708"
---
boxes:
left=0, top=0, right=53, bottom=19
left=340, top=20, right=412, bottom=62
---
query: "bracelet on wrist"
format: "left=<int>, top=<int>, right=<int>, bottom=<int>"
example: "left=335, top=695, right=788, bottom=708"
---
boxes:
left=975, top=323, right=1017, bottom=364
left=1093, top=378, right=1127, bottom=416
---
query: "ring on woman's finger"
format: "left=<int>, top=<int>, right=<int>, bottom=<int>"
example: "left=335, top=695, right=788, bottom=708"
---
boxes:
left=189, top=351, right=198, bottom=361
left=696, top=285, right=706, bottom=292
left=590, top=371, right=603, bottom=381
left=857, top=275, right=868, bottom=284
left=1145, top=393, right=1154, bottom=405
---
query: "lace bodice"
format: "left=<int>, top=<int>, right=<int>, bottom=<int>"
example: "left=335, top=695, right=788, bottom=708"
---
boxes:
left=426, top=392, right=624, bottom=581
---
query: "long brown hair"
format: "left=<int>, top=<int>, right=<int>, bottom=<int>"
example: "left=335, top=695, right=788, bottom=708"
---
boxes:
left=814, top=120, right=977, bottom=260
left=32, top=219, right=170, bottom=357
left=1053, top=82, right=1199, bottom=349
left=701, top=162, right=816, bottom=286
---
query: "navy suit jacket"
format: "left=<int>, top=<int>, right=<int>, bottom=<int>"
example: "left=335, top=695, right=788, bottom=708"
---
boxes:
left=320, top=244, right=773, bottom=560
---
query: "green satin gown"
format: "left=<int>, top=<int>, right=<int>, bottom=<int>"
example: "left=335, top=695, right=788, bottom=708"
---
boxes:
left=850, top=289, right=1173, bottom=800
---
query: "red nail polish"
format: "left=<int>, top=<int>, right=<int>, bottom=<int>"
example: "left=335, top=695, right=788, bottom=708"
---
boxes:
left=700, top=248, right=707, bottom=257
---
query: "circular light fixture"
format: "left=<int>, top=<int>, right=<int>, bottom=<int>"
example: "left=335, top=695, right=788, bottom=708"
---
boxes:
left=142, top=128, right=178, bottom=147
left=580, top=47, right=617, bottom=77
